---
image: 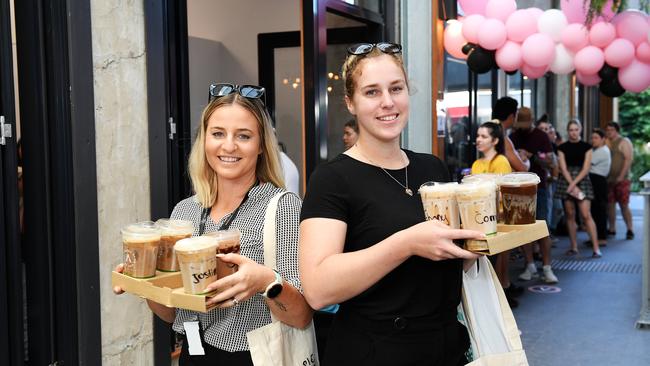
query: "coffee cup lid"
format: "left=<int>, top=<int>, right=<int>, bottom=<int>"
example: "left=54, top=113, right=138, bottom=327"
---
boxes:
left=121, top=221, right=161, bottom=241
left=203, top=228, right=241, bottom=241
left=174, top=236, right=218, bottom=252
left=455, top=180, right=497, bottom=194
left=418, top=181, right=458, bottom=194
left=499, top=172, right=541, bottom=187
left=155, top=219, right=194, bottom=235
left=462, top=173, right=502, bottom=184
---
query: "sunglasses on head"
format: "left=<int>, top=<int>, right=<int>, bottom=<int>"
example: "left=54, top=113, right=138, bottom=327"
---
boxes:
left=347, top=42, right=402, bottom=56
left=208, top=83, right=266, bottom=105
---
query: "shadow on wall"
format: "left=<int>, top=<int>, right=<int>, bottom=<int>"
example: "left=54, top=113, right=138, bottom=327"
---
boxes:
left=188, top=37, right=252, bottom=135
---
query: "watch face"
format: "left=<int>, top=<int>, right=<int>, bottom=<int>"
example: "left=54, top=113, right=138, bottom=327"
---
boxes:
left=266, top=283, right=283, bottom=299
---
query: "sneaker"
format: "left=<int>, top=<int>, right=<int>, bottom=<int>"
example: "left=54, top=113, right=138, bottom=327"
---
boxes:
left=626, top=230, right=635, bottom=240
left=542, top=265, right=559, bottom=284
left=506, top=294, right=519, bottom=309
left=505, top=284, right=525, bottom=298
left=607, top=230, right=616, bottom=237
left=519, top=263, right=538, bottom=281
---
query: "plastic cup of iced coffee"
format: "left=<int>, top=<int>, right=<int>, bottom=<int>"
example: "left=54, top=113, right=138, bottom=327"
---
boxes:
left=174, top=236, right=220, bottom=295
left=204, top=229, right=242, bottom=281
left=499, top=172, right=541, bottom=225
left=455, top=180, right=498, bottom=251
left=462, top=173, right=504, bottom=222
left=121, top=221, right=161, bottom=278
left=418, top=182, right=460, bottom=229
left=155, top=219, right=194, bottom=272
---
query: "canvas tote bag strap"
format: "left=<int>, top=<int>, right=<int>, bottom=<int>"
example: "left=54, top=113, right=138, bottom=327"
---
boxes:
left=262, top=191, right=292, bottom=321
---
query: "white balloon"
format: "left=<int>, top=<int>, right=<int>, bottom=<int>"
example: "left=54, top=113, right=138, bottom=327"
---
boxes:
left=538, top=9, right=568, bottom=43
left=550, top=44, right=575, bottom=75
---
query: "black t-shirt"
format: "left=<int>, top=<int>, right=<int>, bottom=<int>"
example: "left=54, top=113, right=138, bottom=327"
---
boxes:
left=509, top=128, right=553, bottom=188
left=300, top=149, right=461, bottom=322
left=558, top=140, right=592, bottom=168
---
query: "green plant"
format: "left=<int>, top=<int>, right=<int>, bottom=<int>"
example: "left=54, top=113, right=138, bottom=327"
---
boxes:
left=585, top=0, right=650, bottom=24
left=619, top=90, right=650, bottom=191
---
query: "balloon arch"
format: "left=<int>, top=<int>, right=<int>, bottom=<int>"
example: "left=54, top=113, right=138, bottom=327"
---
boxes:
left=443, top=0, right=650, bottom=97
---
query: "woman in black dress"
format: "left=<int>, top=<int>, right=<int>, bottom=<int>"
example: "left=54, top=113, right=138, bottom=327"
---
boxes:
left=555, top=120, right=601, bottom=258
left=299, top=43, right=483, bottom=366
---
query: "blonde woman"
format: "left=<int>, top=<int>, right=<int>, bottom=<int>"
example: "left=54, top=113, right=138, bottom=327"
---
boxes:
left=299, top=43, right=482, bottom=366
left=116, top=84, right=312, bottom=365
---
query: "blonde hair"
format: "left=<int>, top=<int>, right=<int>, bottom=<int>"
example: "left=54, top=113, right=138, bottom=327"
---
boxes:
left=188, top=93, right=285, bottom=207
left=342, top=47, right=408, bottom=99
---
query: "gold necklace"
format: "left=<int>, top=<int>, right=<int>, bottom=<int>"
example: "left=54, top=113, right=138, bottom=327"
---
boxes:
left=356, top=144, right=413, bottom=196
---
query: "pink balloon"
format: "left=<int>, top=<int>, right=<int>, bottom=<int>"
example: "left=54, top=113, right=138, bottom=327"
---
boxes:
left=506, top=10, right=538, bottom=43
left=619, top=59, right=650, bottom=93
left=561, top=0, right=616, bottom=24
left=478, top=19, right=507, bottom=50
left=485, top=0, right=517, bottom=22
left=527, top=8, right=544, bottom=20
left=562, top=24, right=590, bottom=52
left=637, top=42, right=650, bottom=64
left=615, top=10, right=650, bottom=46
left=589, top=22, right=616, bottom=48
left=459, top=0, right=488, bottom=16
left=462, top=15, right=486, bottom=44
left=521, top=63, right=548, bottom=79
left=444, top=20, right=468, bottom=59
left=496, top=41, right=523, bottom=71
left=521, top=33, right=556, bottom=67
left=576, top=71, right=601, bottom=86
left=604, top=38, right=635, bottom=68
left=574, top=46, right=605, bottom=75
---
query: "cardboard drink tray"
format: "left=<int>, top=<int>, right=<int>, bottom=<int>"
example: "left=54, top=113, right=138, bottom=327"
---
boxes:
left=467, top=220, right=549, bottom=255
left=112, top=271, right=217, bottom=313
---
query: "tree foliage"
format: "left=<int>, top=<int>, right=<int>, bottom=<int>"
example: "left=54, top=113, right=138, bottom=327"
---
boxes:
left=618, top=90, right=650, bottom=191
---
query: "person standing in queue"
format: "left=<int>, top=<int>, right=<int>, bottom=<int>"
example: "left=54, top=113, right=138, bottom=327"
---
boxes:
left=471, top=120, right=520, bottom=308
left=299, top=42, right=483, bottom=366
left=115, top=83, right=313, bottom=365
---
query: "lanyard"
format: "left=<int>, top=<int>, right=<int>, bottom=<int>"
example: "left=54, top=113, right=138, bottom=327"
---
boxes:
left=198, top=181, right=258, bottom=235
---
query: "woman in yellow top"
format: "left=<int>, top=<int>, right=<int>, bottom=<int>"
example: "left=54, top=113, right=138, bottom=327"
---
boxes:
left=470, top=120, right=520, bottom=307
left=472, top=120, right=512, bottom=174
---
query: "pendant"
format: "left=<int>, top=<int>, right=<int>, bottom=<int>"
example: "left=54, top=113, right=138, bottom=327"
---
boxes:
left=405, top=188, right=413, bottom=196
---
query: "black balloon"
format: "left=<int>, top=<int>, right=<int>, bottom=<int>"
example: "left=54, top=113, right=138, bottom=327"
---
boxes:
left=462, top=43, right=475, bottom=55
left=598, top=64, right=618, bottom=82
left=599, top=77, right=625, bottom=98
left=467, top=47, right=496, bottom=74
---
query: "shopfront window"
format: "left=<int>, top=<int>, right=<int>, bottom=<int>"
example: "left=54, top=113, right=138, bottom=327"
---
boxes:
left=442, top=56, right=471, bottom=180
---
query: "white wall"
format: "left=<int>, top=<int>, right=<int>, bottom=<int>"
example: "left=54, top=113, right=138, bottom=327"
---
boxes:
left=187, top=0, right=300, bottom=83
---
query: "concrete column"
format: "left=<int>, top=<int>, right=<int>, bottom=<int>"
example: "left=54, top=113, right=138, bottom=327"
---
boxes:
left=91, top=1, right=154, bottom=365
left=400, top=0, right=432, bottom=153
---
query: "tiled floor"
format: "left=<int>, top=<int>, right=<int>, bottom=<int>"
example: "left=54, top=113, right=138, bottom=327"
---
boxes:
left=512, top=194, right=650, bottom=366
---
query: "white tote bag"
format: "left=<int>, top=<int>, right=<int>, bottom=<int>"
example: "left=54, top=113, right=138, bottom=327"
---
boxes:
left=462, top=256, right=529, bottom=366
left=247, top=192, right=319, bottom=366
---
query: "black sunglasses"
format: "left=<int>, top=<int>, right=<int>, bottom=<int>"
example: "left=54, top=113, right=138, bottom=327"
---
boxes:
left=208, top=83, right=266, bottom=104
left=347, top=42, right=402, bottom=56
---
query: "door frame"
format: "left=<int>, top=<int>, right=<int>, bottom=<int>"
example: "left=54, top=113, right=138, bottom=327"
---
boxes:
left=13, top=0, right=101, bottom=364
left=302, top=0, right=390, bottom=186
left=0, top=0, right=23, bottom=364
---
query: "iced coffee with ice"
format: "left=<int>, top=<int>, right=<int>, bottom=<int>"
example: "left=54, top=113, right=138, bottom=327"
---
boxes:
left=155, top=219, right=194, bottom=272
left=175, top=236, right=219, bottom=295
left=455, top=181, right=498, bottom=251
left=462, top=173, right=503, bottom=222
left=499, top=173, right=541, bottom=225
left=418, top=182, right=460, bottom=229
left=122, top=221, right=161, bottom=278
left=204, top=229, right=241, bottom=280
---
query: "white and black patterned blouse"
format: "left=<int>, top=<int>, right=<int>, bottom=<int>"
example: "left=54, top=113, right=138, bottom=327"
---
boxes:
left=170, top=182, right=302, bottom=352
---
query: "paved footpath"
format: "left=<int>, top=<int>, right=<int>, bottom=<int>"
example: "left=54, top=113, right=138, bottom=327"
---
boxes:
left=512, top=194, right=650, bottom=366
